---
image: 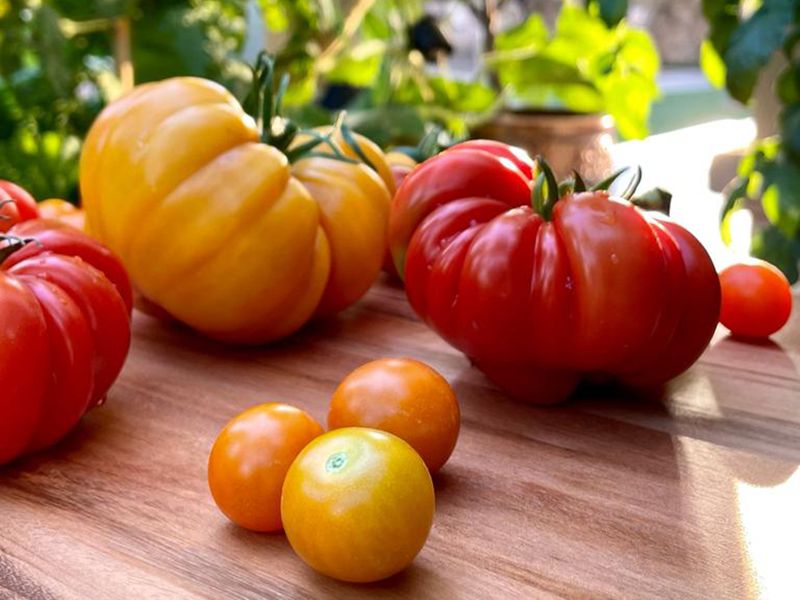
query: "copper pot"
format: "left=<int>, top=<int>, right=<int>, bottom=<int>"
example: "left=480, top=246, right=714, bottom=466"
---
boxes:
left=473, top=111, right=616, bottom=182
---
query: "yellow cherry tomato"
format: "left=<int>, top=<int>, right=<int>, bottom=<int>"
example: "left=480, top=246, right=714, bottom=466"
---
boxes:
left=208, top=403, right=323, bottom=532
left=281, top=427, right=435, bottom=582
left=38, top=199, right=86, bottom=231
left=80, top=76, right=391, bottom=343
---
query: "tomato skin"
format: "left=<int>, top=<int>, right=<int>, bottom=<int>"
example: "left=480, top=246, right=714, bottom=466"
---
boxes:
left=80, top=78, right=391, bottom=344
left=281, top=427, right=435, bottom=583
left=448, top=139, right=535, bottom=180
left=0, top=221, right=131, bottom=464
left=208, top=403, right=323, bottom=532
left=328, top=358, right=459, bottom=473
left=719, top=259, right=793, bottom=338
left=6, top=219, right=133, bottom=314
left=0, top=180, right=39, bottom=222
left=0, top=273, right=48, bottom=463
left=38, top=199, right=86, bottom=231
left=390, top=141, right=721, bottom=403
left=390, top=145, right=532, bottom=278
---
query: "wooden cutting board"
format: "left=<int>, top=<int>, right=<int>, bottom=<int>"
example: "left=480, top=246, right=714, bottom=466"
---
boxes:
left=1, top=279, right=798, bottom=599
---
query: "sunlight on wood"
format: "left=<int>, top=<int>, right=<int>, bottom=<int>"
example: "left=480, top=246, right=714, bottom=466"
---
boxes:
left=737, top=471, right=800, bottom=600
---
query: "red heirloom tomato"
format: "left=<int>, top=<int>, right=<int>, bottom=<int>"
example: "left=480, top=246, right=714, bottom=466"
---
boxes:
left=719, top=259, right=792, bottom=338
left=0, top=181, right=39, bottom=232
left=389, top=142, right=721, bottom=404
left=0, top=219, right=131, bottom=464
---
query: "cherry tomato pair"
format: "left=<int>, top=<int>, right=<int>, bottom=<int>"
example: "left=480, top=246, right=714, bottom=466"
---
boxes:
left=207, top=358, right=459, bottom=582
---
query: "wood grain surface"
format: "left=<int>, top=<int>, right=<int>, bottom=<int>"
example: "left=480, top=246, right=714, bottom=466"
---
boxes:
left=1, top=279, right=798, bottom=600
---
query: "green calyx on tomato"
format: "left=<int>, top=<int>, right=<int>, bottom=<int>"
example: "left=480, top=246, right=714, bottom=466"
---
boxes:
left=242, top=53, right=374, bottom=171
left=530, top=157, right=671, bottom=221
left=0, top=233, right=37, bottom=263
left=389, top=140, right=720, bottom=405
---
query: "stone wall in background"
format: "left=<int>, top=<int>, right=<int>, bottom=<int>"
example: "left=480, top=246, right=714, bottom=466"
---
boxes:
left=518, top=0, right=706, bottom=65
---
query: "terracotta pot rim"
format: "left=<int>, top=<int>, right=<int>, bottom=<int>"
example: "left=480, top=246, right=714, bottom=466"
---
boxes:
left=483, top=110, right=615, bottom=134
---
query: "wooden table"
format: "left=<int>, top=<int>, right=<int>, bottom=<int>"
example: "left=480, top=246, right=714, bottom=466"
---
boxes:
left=1, top=279, right=798, bottom=600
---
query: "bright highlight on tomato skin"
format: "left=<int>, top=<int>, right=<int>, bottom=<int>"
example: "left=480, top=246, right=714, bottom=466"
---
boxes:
left=328, top=357, right=460, bottom=474
left=208, top=403, right=323, bottom=533
left=719, top=259, right=793, bottom=339
left=281, top=427, right=435, bottom=583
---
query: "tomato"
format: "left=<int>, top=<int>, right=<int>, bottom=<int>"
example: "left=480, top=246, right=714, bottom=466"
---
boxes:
left=719, top=259, right=793, bottom=338
left=0, top=220, right=131, bottom=464
left=386, top=151, right=417, bottom=189
left=6, top=219, right=133, bottom=313
left=80, top=64, right=391, bottom=344
left=328, top=358, right=459, bottom=473
left=38, top=199, right=86, bottom=232
left=389, top=142, right=721, bottom=403
left=208, top=403, right=323, bottom=532
left=0, top=180, right=39, bottom=224
left=281, top=427, right=434, bottom=583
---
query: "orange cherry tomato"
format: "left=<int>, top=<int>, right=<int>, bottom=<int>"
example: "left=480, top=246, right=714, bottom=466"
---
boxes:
left=38, top=199, right=86, bottom=231
left=281, top=427, right=435, bottom=583
left=208, top=403, right=323, bottom=532
left=328, top=358, right=460, bottom=473
left=719, top=259, right=793, bottom=338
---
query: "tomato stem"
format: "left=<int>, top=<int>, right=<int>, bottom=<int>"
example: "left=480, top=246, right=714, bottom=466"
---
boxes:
left=531, top=157, right=560, bottom=220
left=244, top=53, right=368, bottom=167
left=0, top=234, right=36, bottom=264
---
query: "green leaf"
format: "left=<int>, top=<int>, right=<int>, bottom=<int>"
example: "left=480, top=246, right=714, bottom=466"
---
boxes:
left=603, top=70, right=658, bottom=139
left=700, top=39, right=726, bottom=88
left=586, top=0, right=628, bottom=28
left=325, top=40, right=385, bottom=87
left=494, top=13, right=548, bottom=52
left=723, top=0, right=795, bottom=103
left=780, top=103, right=800, bottom=160
left=759, top=157, right=800, bottom=238
left=751, top=225, right=800, bottom=283
left=777, top=63, right=800, bottom=104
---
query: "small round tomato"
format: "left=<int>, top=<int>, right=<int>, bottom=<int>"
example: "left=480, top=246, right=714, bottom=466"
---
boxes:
left=281, top=427, right=435, bottom=583
left=208, top=403, right=323, bottom=532
left=328, top=358, right=460, bottom=473
left=38, top=199, right=86, bottom=231
left=719, top=259, right=793, bottom=338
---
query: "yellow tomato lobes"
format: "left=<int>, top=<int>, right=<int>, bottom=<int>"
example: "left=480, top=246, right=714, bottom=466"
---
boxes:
left=81, top=83, right=157, bottom=240
left=292, top=158, right=390, bottom=317
left=386, top=151, right=417, bottom=170
left=336, top=131, right=396, bottom=196
left=142, top=171, right=328, bottom=343
left=82, top=77, right=248, bottom=255
left=281, top=428, right=434, bottom=583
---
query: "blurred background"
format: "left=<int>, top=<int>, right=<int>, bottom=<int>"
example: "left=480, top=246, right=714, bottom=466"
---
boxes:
left=0, top=0, right=797, bottom=281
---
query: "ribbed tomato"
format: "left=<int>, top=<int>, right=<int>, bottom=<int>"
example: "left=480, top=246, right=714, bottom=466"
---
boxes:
left=0, top=219, right=131, bottom=464
left=389, top=141, right=721, bottom=403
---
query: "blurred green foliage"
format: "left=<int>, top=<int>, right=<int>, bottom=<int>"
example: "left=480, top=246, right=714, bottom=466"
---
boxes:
left=490, top=5, right=659, bottom=139
left=0, top=0, right=248, bottom=201
left=1, top=0, right=660, bottom=203
left=704, top=0, right=800, bottom=282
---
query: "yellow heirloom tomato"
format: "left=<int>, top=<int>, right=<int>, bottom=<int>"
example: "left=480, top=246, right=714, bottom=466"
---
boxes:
left=79, top=58, right=391, bottom=343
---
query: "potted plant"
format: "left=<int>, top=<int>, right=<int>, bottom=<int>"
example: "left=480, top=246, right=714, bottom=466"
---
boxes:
left=702, top=0, right=800, bottom=282
left=246, top=1, right=658, bottom=179
left=473, top=0, right=660, bottom=179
